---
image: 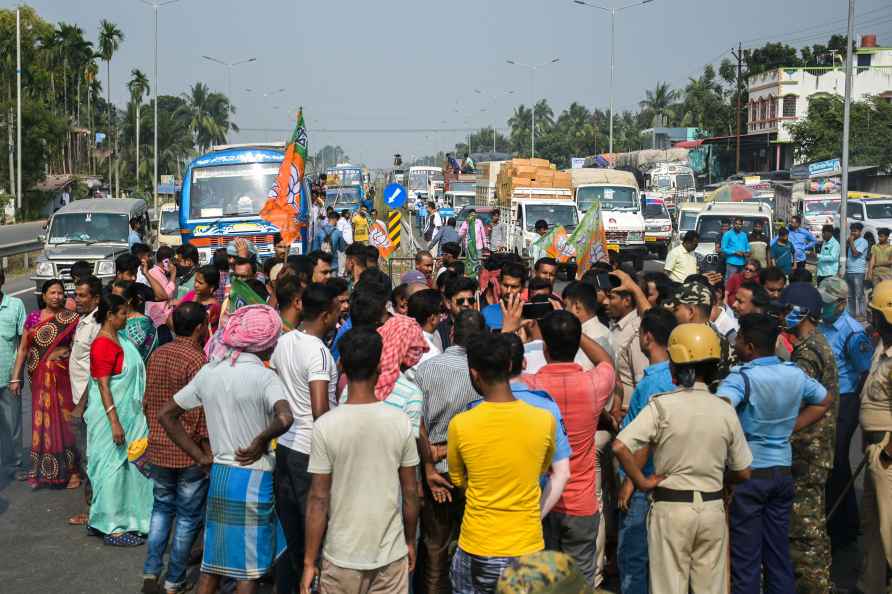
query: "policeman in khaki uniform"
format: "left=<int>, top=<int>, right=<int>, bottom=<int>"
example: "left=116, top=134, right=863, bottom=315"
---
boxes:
left=779, top=283, right=839, bottom=593
left=613, top=324, right=753, bottom=594
left=858, top=281, right=892, bottom=593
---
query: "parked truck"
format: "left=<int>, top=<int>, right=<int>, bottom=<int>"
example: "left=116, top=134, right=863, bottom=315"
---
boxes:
left=569, top=168, right=647, bottom=270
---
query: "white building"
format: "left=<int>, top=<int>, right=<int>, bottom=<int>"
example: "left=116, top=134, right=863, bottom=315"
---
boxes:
left=745, top=35, right=892, bottom=170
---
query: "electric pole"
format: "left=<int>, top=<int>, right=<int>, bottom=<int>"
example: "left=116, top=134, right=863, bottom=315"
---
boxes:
left=731, top=42, right=743, bottom=174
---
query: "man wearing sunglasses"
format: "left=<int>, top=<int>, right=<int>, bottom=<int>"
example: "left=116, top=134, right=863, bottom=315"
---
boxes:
left=435, top=276, right=479, bottom=350
left=726, top=259, right=761, bottom=307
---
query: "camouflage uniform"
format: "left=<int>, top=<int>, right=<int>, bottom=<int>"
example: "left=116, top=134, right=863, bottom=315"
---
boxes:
left=496, top=551, right=594, bottom=594
left=789, top=331, right=838, bottom=594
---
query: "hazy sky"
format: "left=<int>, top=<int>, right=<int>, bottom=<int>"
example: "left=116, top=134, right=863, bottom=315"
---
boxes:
left=16, top=0, right=892, bottom=168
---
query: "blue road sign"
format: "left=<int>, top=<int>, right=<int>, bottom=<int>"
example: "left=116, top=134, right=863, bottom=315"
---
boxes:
left=384, top=182, right=408, bottom=209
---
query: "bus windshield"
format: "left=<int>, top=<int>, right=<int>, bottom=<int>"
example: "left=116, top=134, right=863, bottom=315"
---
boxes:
left=676, top=173, right=695, bottom=190
left=408, top=171, right=431, bottom=191
left=159, top=209, right=179, bottom=234
left=188, top=163, right=279, bottom=219
left=327, top=168, right=362, bottom=187
left=577, top=185, right=638, bottom=212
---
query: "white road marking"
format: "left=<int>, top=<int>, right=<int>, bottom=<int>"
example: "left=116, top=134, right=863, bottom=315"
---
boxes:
left=9, top=286, right=34, bottom=297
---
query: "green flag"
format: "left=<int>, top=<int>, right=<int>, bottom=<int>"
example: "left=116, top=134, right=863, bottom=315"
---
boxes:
left=227, top=278, right=265, bottom=314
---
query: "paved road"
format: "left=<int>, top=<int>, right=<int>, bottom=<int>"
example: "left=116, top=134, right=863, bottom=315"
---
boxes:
left=0, top=221, right=46, bottom=246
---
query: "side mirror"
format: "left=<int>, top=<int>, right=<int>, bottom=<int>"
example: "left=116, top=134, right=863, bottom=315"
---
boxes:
left=37, top=233, right=46, bottom=242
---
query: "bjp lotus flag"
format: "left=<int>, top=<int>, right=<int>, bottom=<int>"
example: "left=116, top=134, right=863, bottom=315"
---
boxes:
left=569, top=204, right=609, bottom=277
left=369, top=220, right=396, bottom=258
left=260, top=108, right=308, bottom=245
left=533, top=225, right=576, bottom=264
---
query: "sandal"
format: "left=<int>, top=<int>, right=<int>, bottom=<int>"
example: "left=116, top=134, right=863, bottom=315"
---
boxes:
left=66, top=474, right=82, bottom=490
left=103, top=532, right=145, bottom=547
left=68, top=513, right=89, bottom=526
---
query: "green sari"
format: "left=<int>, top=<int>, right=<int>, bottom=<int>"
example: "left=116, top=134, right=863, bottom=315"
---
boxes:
left=465, top=212, right=481, bottom=276
left=85, top=334, right=152, bottom=535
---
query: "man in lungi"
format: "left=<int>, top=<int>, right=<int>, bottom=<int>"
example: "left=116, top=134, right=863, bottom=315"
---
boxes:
left=160, top=304, right=294, bottom=594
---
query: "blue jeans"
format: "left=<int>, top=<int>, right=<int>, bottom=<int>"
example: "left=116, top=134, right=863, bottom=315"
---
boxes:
left=450, top=548, right=514, bottom=594
left=845, top=272, right=865, bottom=318
left=0, top=385, right=22, bottom=468
left=618, top=491, right=650, bottom=594
left=730, top=469, right=795, bottom=594
left=726, top=263, right=742, bottom=278
left=143, top=464, right=209, bottom=590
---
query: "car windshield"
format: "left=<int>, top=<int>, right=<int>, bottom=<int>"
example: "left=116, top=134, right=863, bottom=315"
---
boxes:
left=327, top=168, right=362, bottom=187
left=866, top=203, right=892, bottom=220
left=159, top=209, right=179, bottom=234
left=188, top=163, right=279, bottom=219
left=697, top=216, right=769, bottom=243
left=644, top=202, right=669, bottom=219
left=577, top=185, right=638, bottom=212
left=48, top=212, right=129, bottom=244
left=804, top=199, right=840, bottom=214
left=679, top=211, right=699, bottom=230
left=525, top=205, right=578, bottom=231
left=676, top=173, right=695, bottom=190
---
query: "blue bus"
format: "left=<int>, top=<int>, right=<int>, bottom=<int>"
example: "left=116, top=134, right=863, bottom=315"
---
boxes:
left=177, top=144, right=310, bottom=264
left=324, top=163, right=372, bottom=213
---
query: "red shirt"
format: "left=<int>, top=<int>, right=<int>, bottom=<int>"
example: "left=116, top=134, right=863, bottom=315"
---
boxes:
left=725, top=272, right=760, bottom=306
left=143, top=337, right=208, bottom=468
left=523, top=361, right=615, bottom=516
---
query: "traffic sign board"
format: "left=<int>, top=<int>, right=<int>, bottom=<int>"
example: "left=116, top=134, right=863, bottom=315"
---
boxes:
left=388, top=210, right=402, bottom=255
left=384, top=183, right=408, bottom=209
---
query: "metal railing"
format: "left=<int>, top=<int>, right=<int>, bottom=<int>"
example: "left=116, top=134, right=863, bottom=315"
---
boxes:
left=0, top=238, right=42, bottom=268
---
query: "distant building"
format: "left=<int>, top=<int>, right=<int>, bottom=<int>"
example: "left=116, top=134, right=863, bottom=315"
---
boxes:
left=745, top=34, right=892, bottom=171
left=640, top=127, right=702, bottom=150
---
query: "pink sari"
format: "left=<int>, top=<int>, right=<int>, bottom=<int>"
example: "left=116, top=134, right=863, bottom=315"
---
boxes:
left=24, top=309, right=79, bottom=487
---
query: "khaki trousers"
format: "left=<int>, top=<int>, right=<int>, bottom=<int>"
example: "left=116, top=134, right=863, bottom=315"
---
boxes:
left=858, top=444, right=892, bottom=594
left=319, top=556, right=409, bottom=594
left=648, top=497, right=728, bottom=594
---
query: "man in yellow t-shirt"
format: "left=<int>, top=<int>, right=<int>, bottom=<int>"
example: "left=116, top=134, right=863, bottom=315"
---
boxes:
left=352, top=208, right=370, bottom=244
left=447, top=333, right=556, bottom=593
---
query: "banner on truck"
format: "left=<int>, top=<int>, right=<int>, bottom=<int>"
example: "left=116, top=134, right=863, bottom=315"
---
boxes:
left=571, top=157, right=586, bottom=169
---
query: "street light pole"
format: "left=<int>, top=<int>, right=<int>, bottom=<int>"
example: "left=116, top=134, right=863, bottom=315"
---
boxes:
left=506, top=59, right=559, bottom=158
left=140, top=0, right=180, bottom=226
left=573, top=0, right=655, bottom=155
left=839, top=0, right=855, bottom=276
left=15, top=8, right=22, bottom=214
left=202, top=55, right=257, bottom=102
left=474, top=89, right=514, bottom=154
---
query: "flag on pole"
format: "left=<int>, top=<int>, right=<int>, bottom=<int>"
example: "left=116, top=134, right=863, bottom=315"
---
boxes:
left=260, top=108, right=308, bottom=245
left=532, top=225, right=576, bottom=263
left=569, top=205, right=609, bottom=277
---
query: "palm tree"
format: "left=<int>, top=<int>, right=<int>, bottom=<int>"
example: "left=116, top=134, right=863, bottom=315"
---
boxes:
left=508, top=105, right=532, bottom=155
left=180, top=83, right=238, bottom=152
left=98, top=20, right=124, bottom=190
left=639, top=82, right=678, bottom=127
left=127, top=69, right=150, bottom=190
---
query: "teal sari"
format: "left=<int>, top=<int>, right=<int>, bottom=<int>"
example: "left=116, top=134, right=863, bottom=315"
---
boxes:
left=85, top=335, right=152, bottom=535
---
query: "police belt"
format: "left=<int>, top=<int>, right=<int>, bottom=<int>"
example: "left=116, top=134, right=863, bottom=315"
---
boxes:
left=863, top=430, right=890, bottom=445
left=749, top=466, right=792, bottom=479
left=652, top=487, right=723, bottom=503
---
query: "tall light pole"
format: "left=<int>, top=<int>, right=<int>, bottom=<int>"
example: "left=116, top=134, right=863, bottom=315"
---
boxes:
left=573, top=0, right=655, bottom=154
left=839, top=0, right=855, bottom=275
left=474, top=89, right=514, bottom=153
left=15, top=8, right=22, bottom=214
left=139, top=0, right=181, bottom=224
left=201, top=55, right=257, bottom=101
left=506, top=59, right=559, bottom=157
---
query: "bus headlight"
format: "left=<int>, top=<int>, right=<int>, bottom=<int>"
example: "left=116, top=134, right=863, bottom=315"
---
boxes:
left=96, top=260, right=115, bottom=276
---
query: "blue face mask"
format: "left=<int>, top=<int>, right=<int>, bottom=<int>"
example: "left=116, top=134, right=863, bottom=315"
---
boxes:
left=821, top=302, right=841, bottom=324
left=785, top=305, right=807, bottom=330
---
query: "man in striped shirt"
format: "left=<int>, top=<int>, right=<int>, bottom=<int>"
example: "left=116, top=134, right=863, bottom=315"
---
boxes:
left=414, top=310, right=487, bottom=594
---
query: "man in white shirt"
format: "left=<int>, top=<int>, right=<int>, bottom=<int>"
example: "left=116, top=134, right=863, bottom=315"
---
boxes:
left=269, top=283, right=342, bottom=594
left=408, top=288, right=443, bottom=365
left=302, top=328, right=419, bottom=593
left=664, top=231, right=700, bottom=283
left=336, top=210, right=353, bottom=277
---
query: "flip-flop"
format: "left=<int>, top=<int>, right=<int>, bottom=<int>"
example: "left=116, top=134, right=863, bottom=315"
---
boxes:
left=68, top=513, right=88, bottom=526
left=103, top=532, right=145, bottom=547
left=66, top=475, right=82, bottom=490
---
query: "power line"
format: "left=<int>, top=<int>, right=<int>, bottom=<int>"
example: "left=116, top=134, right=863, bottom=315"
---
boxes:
left=740, top=4, right=891, bottom=46
left=240, top=127, right=510, bottom=134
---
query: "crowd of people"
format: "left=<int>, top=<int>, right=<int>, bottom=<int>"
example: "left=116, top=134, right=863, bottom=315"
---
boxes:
left=0, top=204, right=890, bottom=594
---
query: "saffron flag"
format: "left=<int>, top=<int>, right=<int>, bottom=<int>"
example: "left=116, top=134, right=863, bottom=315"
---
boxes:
left=569, top=205, right=609, bottom=278
left=260, top=108, right=308, bottom=245
left=369, top=220, right=396, bottom=258
left=532, top=225, right=576, bottom=264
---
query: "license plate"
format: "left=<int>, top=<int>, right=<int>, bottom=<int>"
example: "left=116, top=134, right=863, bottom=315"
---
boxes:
left=607, top=243, right=619, bottom=251
left=645, top=236, right=657, bottom=242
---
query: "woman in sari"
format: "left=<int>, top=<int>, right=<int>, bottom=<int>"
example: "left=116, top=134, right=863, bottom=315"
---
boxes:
left=179, top=265, right=221, bottom=333
left=458, top=211, right=489, bottom=277
left=10, top=279, right=80, bottom=489
left=111, top=280, right=157, bottom=362
left=85, top=294, right=152, bottom=546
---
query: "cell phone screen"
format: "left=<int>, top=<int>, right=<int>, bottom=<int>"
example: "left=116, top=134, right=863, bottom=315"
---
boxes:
left=522, top=301, right=554, bottom=320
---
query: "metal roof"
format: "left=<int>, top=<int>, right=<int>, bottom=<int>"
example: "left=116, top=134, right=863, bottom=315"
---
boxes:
left=55, top=198, right=148, bottom=215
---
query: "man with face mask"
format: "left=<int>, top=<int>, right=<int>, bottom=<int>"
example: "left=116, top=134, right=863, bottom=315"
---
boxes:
left=672, top=280, right=736, bottom=382
left=817, top=276, right=874, bottom=550
left=778, top=283, right=839, bottom=594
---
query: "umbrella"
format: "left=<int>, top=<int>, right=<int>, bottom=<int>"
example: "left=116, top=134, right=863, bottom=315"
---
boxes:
left=708, top=183, right=754, bottom=203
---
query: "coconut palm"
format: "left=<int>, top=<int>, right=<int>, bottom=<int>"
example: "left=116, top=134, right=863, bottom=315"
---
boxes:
left=180, top=82, right=238, bottom=152
left=127, top=69, right=150, bottom=189
left=98, top=20, right=124, bottom=189
left=639, top=82, right=678, bottom=127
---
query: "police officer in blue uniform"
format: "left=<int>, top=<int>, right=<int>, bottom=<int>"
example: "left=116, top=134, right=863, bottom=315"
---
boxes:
left=817, top=276, right=874, bottom=549
left=717, top=313, right=830, bottom=594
